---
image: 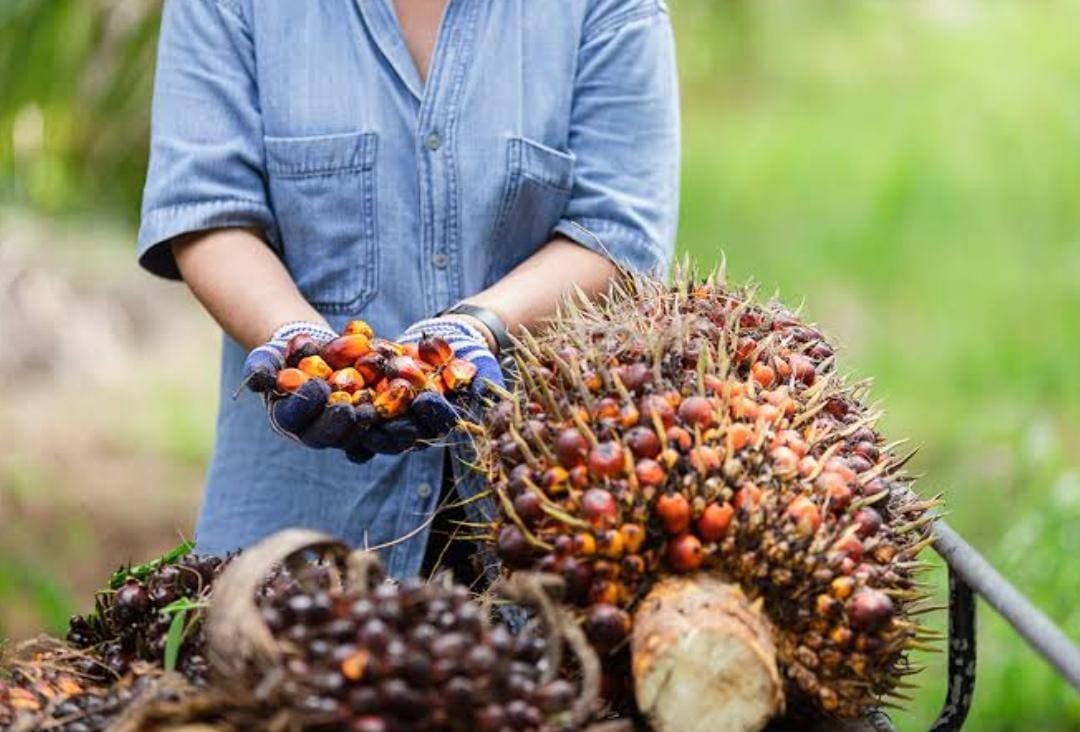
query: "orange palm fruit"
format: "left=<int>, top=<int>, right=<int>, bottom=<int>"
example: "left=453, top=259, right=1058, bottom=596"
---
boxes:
left=373, top=378, right=414, bottom=418
left=619, top=523, right=646, bottom=554
left=328, top=367, right=365, bottom=394
left=322, top=334, right=371, bottom=370
left=284, top=333, right=321, bottom=367
left=697, top=502, right=734, bottom=542
left=442, top=358, right=478, bottom=391
left=275, top=368, right=310, bottom=392
left=297, top=355, right=333, bottom=380
left=656, top=492, right=690, bottom=534
left=385, top=356, right=427, bottom=389
left=343, top=320, right=374, bottom=338
left=666, top=533, right=704, bottom=573
left=417, top=333, right=454, bottom=367
left=327, top=390, right=353, bottom=406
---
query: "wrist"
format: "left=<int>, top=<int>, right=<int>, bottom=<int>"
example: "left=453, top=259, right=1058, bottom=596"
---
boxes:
left=439, top=302, right=512, bottom=355
left=443, top=313, right=498, bottom=353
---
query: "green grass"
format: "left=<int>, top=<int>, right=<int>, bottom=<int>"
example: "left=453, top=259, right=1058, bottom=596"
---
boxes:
left=673, top=1, right=1080, bottom=728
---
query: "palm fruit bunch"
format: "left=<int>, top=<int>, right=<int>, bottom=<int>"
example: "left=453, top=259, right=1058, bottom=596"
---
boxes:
left=476, top=269, right=938, bottom=718
left=250, top=561, right=595, bottom=732
left=65, top=546, right=227, bottom=684
left=254, top=320, right=478, bottom=450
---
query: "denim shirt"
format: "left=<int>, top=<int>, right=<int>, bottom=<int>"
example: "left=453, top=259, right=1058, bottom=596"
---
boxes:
left=137, top=0, right=680, bottom=576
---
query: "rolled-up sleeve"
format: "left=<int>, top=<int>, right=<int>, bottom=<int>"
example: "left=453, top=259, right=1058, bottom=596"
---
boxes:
left=553, top=1, right=680, bottom=275
left=137, top=0, right=275, bottom=280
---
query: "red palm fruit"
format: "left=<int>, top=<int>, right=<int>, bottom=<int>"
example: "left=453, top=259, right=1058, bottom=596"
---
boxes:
left=635, top=458, right=666, bottom=487
left=770, top=446, right=800, bottom=478
left=640, top=394, right=676, bottom=429
left=825, top=458, right=858, bottom=483
left=677, top=396, right=715, bottom=428
left=581, top=488, right=619, bottom=528
left=785, top=495, right=821, bottom=536
left=656, top=492, right=691, bottom=534
left=697, top=502, right=734, bottom=542
left=370, top=337, right=405, bottom=359
left=848, top=589, right=894, bottom=632
left=276, top=368, right=310, bottom=392
left=665, top=426, right=692, bottom=452
left=703, top=373, right=726, bottom=394
left=751, top=361, right=776, bottom=388
left=385, top=356, right=427, bottom=389
left=554, top=428, right=590, bottom=467
left=772, top=429, right=808, bottom=457
left=354, top=352, right=386, bottom=383
left=619, top=523, right=646, bottom=554
left=593, top=397, right=620, bottom=422
left=402, top=342, right=421, bottom=360
left=542, top=466, right=569, bottom=494
left=661, top=389, right=682, bottom=408
left=731, top=396, right=760, bottom=420
left=666, top=533, right=704, bottom=573
left=847, top=453, right=873, bottom=474
left=328, top=367, right=365, bottom=394
left=442, top=358, right=477, bottom=391
left=285, top=333, right=321, bottom=367
left=853, top=507, right=883, bottom=538
left=726, top=423, right=754, bottom=453
left=816, top=471, right=850, bottom=501
left=798, top=455, right=819, bottom=477
left=689, top=446, right=722, bottom=475
left=584, top=603, right=631, bottom=652
left=831, top=532, right=864, bottom=562
left=854, top=441, right=880, bottom=462
left=569, top=465, right=589, bottom=489
left=789, top=354, right=816, bottom=385
left=417, top=333, right=453, bottom=367
left=621, top=554, right=646, bottom=578
left=512, top=491, right=544, bottom=528
left=328, top=390, right=353, bottom=406
left=298, top=355, right=333, bottom=380
left=775, top=355, right=793, bottom=380
left=322, top=334, right=372, bottom=370
left=597, top=529, right=625, bottom=559
left=373, top=378, right=414, bottom=418
left=343, top=320, right=375, bottom=338
left=734, top=336, right=756, bottom=362
left=374, top=378, right=391, bottom=394
left=625, top=425, right=661, bottom=459
left=758, top=403, right=783, bottom=425
left=615, top=363, right=652, bottom=393
left=588, top=441, right=625, bottom=478
left=562, top=557, right=594, bottom=602
left=824, top=480, right=853, bottom=511
left=572, top=532, right=597, bottom=556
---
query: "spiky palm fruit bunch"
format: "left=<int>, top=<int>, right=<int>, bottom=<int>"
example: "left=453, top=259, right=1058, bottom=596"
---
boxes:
left=476, top=269, right=938, bottom=718
left=66, top=551, right=226, bottom=683
left=252, top=563, right=594, bottom=731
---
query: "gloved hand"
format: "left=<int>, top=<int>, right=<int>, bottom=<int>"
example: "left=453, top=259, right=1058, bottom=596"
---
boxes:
left=240, top=321, right=358, bottom=451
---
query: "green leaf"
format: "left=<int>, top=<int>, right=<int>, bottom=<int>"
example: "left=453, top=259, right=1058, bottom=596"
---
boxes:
left=109, top=539, right=195, bottom=590
left=163, top=607, right=188, bottom=672
left=159, top=597, right=208, bottom=615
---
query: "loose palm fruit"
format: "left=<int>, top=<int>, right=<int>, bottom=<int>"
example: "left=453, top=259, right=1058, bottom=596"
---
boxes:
left=697, top=502, right=734, bottom=542
left=343, top=319, right=375, bottom=338
left=328, top=391, right=353, bottom=406
left=625, top=426, right=661, bottom=459
left=354, top=353, right=386, bottom=384
left=286, top=333, right=322, bottom=367
left=588, top=441, right=625, bottom=478
left=328, top=367, right=365, bottom=394
left=666, top=533, right=704, bottom=573
left=322, top=334, right=372, bottom=370
left=385, top=356, right=427, bottom=389
left=581, top=488, right=618, bottom=529
left=443, top=358, right=478, bottom=391
left=276, top=367, right=310, bottom=392
left=656, top=492, right=690, bottom=535
left=554, top=428, right=590, bottom=467
left=635, top=459, right=666, bottom=487
left=373, top=379, right=413, bottom=418
left=417, top=333, right=454, bottom=367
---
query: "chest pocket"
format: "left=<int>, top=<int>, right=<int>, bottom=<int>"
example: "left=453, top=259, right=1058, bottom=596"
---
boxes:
left=265, top=131, right=379, bottom=314
left=486, top=136, right=575, bottom=285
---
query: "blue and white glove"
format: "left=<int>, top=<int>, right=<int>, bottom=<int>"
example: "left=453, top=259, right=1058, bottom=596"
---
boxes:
left=240, top=321, right=358, bottom=451
left=397, top=316, right=507, bottom=433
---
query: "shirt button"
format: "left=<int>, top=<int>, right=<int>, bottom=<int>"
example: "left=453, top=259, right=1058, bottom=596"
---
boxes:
left=417, top=482, right=432, bottom=499
left=432, top=252, right=449, bottom=269
left=424, top=133, right=442, bottom=151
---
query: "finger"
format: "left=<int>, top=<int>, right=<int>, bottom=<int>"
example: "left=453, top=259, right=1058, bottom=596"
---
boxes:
left=299, top=402, right=355, bottom=449
left=241, top=345, right=285, bottom=393
left=271, top=378, right=331, bottom=436
left=409, top=391, right=459, bottom=438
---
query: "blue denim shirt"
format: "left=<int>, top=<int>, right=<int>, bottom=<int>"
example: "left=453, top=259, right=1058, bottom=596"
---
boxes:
left=137, top=0, right=680, bottom=576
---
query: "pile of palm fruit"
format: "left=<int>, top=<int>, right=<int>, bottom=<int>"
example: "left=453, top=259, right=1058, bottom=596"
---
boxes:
left=476, top=268, right=938, bottom=720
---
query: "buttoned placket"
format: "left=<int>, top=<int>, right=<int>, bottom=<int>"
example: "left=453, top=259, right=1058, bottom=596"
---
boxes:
left=356, top=0, right=484, bottom=577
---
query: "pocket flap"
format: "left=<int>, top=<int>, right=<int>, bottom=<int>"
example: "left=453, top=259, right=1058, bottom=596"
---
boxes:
left=511, top=136, right=575, bottom=191
left=264, top=131, right=377, bottom=178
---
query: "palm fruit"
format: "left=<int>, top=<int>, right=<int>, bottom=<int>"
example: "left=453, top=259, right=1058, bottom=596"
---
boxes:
left=66, top=550, right=227, bottom=684
left=475, top=268, right=938, bottom=718
left=251, top=562, right=596, bottom=731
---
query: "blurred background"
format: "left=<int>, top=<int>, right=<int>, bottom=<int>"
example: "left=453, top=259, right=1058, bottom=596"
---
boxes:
left=1, top=0, right=1078, bottom=728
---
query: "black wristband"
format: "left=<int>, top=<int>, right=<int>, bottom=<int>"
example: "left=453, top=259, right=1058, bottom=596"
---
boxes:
left=439, top=302, right=513, bottom=355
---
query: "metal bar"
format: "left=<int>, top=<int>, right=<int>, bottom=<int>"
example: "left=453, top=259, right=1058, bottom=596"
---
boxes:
left=933, top=520, right=1080, bottom=691
left=929, top=568, right=976, bottom=731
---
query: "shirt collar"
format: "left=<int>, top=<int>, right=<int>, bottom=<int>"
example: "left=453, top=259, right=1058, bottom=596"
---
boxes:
left=355, top=0, right=426, bottom=102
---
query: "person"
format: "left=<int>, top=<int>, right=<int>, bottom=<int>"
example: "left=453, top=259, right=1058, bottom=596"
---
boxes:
left=137, top=0, right=680, bottom=577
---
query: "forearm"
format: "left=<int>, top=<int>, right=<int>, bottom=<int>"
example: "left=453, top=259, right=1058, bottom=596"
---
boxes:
left=459, top=237, right=618, bottom=348
left=172, top=228, right=328, bottom=350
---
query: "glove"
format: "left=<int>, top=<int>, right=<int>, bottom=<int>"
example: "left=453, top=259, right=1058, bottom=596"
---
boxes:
left=240, top=321, right=358, bottom=449
left=396, top=316, right=508, bottom=436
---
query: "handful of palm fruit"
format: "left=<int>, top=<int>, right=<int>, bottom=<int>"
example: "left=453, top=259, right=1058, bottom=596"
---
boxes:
left=253, top=320, right=478, bottom=448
